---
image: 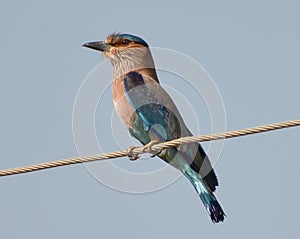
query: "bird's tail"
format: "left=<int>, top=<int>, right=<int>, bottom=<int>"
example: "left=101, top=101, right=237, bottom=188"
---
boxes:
left=159, top=148, right=225, bottom=223
left=184, top=168, right=225, bottom=223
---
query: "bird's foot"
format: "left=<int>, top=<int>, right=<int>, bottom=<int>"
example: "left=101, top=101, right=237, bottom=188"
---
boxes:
left=141, top=140, right=161, bottom=157
left=127, top=146, right=140, bottom=161
left=127, top=140, right=161, bottom=161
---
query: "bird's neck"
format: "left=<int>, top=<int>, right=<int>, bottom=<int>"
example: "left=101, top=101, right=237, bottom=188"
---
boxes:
left=111, top=48, right=159, bottom=82
left=135, top=68, right=159, bottom=82
left=112, top=67, right=159, bottom=83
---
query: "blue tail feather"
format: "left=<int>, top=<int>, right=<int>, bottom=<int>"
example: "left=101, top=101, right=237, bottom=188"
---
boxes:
left=184, top=168, right=225, bottom=223
left=198, top=188, right=225, bottom=223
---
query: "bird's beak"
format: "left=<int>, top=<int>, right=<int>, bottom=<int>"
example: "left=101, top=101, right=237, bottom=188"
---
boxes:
left=82, top=41, right=110, bottom=52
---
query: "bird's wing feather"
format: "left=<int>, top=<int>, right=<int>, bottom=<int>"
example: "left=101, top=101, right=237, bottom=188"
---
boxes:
left=123, top=71, right=218, bottom=191
left=124, top=71, right=181, bottom=142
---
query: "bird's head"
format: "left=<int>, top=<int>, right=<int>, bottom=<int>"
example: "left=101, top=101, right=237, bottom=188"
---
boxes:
left=83, top=33, right=155, bottom=77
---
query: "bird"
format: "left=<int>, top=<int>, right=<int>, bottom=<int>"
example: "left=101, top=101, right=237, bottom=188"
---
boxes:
left=83, top=33, right=225, bottom=223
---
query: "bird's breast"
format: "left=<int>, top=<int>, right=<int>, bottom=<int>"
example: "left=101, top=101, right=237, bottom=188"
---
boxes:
left=112, top=78, right=136, bottom=128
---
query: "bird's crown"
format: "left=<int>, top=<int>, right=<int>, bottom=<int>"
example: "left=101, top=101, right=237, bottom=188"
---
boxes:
left=105, top=33, right=149, bottom=47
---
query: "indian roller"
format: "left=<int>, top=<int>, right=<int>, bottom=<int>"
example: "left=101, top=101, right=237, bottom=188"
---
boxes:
left=83, top=33, right=225, bottom=223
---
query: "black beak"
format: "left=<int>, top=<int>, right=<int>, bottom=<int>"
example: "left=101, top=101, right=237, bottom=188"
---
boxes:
left=82, top=41, right=110, bottom=52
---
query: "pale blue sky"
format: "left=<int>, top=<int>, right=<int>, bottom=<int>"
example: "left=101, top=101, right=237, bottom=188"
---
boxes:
left=0, top=0, right=299, bottom=238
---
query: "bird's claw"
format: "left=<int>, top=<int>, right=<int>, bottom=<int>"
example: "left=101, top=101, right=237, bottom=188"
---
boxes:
left=127, top=140, right=161, bottom=160
left=127, top=146, right=140, bottom=161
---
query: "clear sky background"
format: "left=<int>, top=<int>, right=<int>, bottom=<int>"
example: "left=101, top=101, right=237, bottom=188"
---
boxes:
left=0, top=0, right=299, bottom=238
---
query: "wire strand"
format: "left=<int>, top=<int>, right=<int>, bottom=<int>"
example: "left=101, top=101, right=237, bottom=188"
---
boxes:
left=0, top=119, right=299, bottom=177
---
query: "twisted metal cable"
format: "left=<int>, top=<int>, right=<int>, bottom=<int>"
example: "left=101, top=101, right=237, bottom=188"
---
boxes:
left=0, top=119, right=299, bottom=177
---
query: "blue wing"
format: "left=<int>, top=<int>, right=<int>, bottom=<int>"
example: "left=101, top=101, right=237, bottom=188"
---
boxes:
left=123, top=71, right=218, bottom=192
left=123, top=71, right=181, bottom=143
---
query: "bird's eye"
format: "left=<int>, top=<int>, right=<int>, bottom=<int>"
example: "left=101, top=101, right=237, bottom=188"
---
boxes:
left=121, top=39, right=129, bottom=45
